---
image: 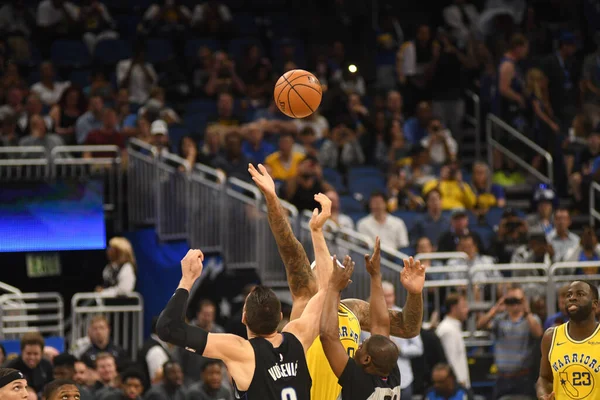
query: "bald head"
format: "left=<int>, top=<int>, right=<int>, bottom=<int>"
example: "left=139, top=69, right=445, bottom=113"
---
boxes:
left=365, top=335, right=399, bottom=376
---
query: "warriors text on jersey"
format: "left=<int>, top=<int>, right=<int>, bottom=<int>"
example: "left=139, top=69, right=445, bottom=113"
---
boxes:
left=233, top=332, right=311, bottom=400
left=549, top=322, right=600, bottom=399
left=306, top=302, right=361, bottom=400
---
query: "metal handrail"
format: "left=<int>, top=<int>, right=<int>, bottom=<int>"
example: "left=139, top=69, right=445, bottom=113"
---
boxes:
left=465, top=90, right=481, bottom=160
left=486, top=114, right=553, bottom=184
left=590, top=182, right=600, bottom=227
left=0, top=281, right=22, bottom=295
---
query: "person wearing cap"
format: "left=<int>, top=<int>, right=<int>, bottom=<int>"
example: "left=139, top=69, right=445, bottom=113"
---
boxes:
left=437, top=209, right=483, bottom=253
left=150, top=119, right=170, bottom=152
left=0, top=369, right=28, bottom=400
left=540, top=31, right=578, bottom=128
left=526, top=185, right=555, bottom=235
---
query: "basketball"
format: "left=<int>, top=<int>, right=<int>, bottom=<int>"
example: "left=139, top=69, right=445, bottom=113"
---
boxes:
left=274, top=69, right=322, bottom=118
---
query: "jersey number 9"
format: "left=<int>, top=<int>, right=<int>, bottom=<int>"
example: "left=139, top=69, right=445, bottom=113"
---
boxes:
left=281, top=387, right=297, bottom=400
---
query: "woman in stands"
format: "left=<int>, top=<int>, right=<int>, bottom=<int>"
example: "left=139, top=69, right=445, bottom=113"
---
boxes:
left=96, top=237, right=137, bottom=296
left=471, top=161, right=506, bottom=222
left=49, top=86, right=87, bottom=145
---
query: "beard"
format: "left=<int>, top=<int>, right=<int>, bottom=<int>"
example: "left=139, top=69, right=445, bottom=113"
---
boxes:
left=568, top=302, right=593, bottom=322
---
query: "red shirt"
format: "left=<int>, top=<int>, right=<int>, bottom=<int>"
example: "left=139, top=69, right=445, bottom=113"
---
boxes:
left=85, top=129, right=125, bottom=157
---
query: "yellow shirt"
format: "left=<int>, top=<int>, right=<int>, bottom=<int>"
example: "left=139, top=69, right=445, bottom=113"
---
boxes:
left=306, top=302, right=361, bottom=400
left=422, top=179, right=476, bottom=210
left=264, top=152, right=305, bottom=181
left=549, top=322, right=600, bottom=399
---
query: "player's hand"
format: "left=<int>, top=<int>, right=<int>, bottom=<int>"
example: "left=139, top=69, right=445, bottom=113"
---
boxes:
left=365, top=236, right=381, bottom=277
left=180, top=249, right=204, bottom=283
left=329, top=255, right=354, bottom=292
left=400, top=256, right=426, bottom=295
left=248, top=163, right=276, bottom=197
left=309, top=193, right=332, bottom=231
left=494, top=296, right=506, bottom=314
left=539, top=393, right=555, bottom=400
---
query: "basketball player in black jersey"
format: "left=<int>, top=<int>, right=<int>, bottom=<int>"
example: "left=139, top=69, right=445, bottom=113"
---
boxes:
left=157, top=194, right=336, bottom=400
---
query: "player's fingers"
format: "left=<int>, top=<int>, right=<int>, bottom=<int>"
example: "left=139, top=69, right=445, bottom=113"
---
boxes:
left=257, top=164, right=268, bottom=175
left=403, top=258, right=409, bottom=269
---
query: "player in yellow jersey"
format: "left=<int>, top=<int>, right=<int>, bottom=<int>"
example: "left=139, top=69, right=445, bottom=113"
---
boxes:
left=537, top=281, right=600, bottom=400
left=249, top=164, right=425, bottom=399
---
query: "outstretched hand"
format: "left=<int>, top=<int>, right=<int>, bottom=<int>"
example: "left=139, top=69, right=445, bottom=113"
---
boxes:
left=400, top=256, right=426, bottom=295
left=365, top=236, right=381, bottom=276
left=248, top=163, right=276, bottom=196
left=329, top=255, right=354, bottom=292
left=309, top=193, right=332, bottom=231
left=180, top=249, right=204, bottom=283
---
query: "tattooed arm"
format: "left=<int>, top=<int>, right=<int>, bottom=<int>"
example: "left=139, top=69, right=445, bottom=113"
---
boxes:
left=249, top=164, right=317, bottom=320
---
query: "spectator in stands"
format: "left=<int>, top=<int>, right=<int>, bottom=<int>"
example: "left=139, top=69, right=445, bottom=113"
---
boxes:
left=357, top=191, right=409, bottom=249
left=77, top=316, right=129, bottom=371
left=80, top=0, right=118, bottom=53
left=494, top=34, right=528, bottom=129
left=381, top=120, right=412, bottom=170
left=282, top=156, right=333, bottom=211
left=411, top=189, right=450, bottom=247
left=436, top=293, right=470, bottom=389
left=411, top=326, right=447, bottom=396
left=527, top=184, right=555, bottom=234
left=292, top=111, right=329, bottom=141
left=117, top=42, right=158, bottom=105
left=144, top=361, right=186, bottom=400
left=401, top=145, right=436, bottom=191
left=96, top=236, right=137, bottom=296
left=52, top=354, right=95, bottom=400
left=471, top=161, right=506, bottom=219
left=1, top=62, right=28, bottom=94
left=490, top=208, right=529, bottom=263
left=547, top=208, right=580, bottom=262
left=176, top=299, right=224, bottom=385
left=543, top=284, right=569, bottom=330
left=205, top=54, right=246, bottom=98
left=422, top=163, right=476, bottom=211
left=253, top=99, right=291, bottom=122
left=525, top=68, right=560, bottom=150
left=403, top=101, right=432, bottom=144
left=244, top=59, right=274, bottom=109
left=564, top=225, right=600, bottom=265
left=49, top=86, right=86, bottom=145
left=437, top=210, right=483, bottom=252
left=211, top=131, right=251, bottom=182
left=511, top=229, right=554, bottom=292
left=541, top=32, right=579, bottom=129
left=101, top=369, right=146, bottom=400
left=149, top=120, right=171, bottom=157
left=0, top=2, right=35, bottom=63
left=1, top=114, right=19, bottom=146
left=35, top=0, right=80, bottom=54
left=476, top=285, right=542, bottom=399
left=207, top=92, right=244, bottom=131
left=92, top=352, right=119, bottom=396
left=18, top=114, right=65, bottom=154
left=442, top=0, right=479, bottom=48
left=17, top=93, right=54, bottom=136
left=385, top=90, right=404, bottom=122
left=318, top=119, right=365, bottom=172
left=568, top=130, right=600, bottom=211
left=265, top=132, right=305, bottom=181
left=448, top=234, right=499, bottom=299
left=420, top=116, right=458, bottom=166
left=73, top=360, right=97, bottom=391
left=386, top=168, right=425, bottom=212
left=0, top=344, right=5, bottom=366
left=325, top=189, right=354, bottom=230
left=142, top=0, right=191, bottom=37
left=397, top=24, right=436, bottom=107
left=0, top=87, right=25, bottom=121
left=425, top=363, right=472, bottom=400
left=292, top=127, right=319, bottom=157
left=241, top=123, right=275, bottom=164
left=138, top=87, right=181, bottom=126
left=186, top=360, right=232, bottom=400
left=139, top=317, right=172, bottom=387
left=191, top=1, right=232, bottom=38
left=196, top=128, right=221, bottom=166
left=86, top=69, right=115, bottom=101
left=4, top=333, right=53, bottom=394
left=83, top=108, right=126, bottom=158
left=76, top=94, right=104, bottom=144
left=31, top=62, right=70, bottom=107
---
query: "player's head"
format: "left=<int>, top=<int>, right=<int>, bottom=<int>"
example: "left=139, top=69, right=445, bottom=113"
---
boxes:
left=0, top=368, right=28, bottom=400
left=42, top=379, right=79, bottom=400
left=566, top=281, right=599, bottom=322
left=354, top=334, right=399, bottom=377
left=242, top=285, right=282, bottom=336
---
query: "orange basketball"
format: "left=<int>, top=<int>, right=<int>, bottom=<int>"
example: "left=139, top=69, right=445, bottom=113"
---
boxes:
left=273, top=69, right=322, bottom=118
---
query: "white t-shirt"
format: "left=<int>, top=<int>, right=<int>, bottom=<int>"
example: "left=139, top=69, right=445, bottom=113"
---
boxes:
left=292, top=115, right=329, bottom=139
left=116, top=59, right=158, bottom=104
left=36, top=0, right=79, bottom=27
left=357, top=214, right=409, bottom=249
left=30, top=81, right=71, bottom=106
left=191, top=3, right=232, bottom=24
left=436, top=316, right=471, bottom=387
left=420, top=129, right=458, bottom=165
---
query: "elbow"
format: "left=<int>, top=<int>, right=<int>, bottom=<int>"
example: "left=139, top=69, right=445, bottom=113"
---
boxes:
left=155, top=312, right=174, bottom=343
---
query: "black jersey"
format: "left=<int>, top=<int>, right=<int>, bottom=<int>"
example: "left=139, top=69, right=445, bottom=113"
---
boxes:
left=233, top=332, right=311, bottom=400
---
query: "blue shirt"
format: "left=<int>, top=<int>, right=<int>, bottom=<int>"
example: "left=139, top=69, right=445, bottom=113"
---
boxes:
left=425, top=386, right=472, bottom=400
left=75, top=111, right=103, bottom=144
left=591, top=156, right=600, bottom=174
left=410, top=214, right=451, bottom=247
left=543, top=311, right=568, bottom=330
left=242, top=141, right=276, bottom=164
left=403, top=117, right=428, bottom=144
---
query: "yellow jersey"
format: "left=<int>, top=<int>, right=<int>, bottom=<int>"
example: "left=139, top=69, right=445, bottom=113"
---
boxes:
left=549, top=322, right=600, bottom=399
left=306, top=302, right=361, bottom=400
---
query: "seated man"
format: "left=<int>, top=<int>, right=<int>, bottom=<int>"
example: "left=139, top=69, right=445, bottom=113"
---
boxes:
left=425, top=363, right=473, bottom=400
left=73, top=315, right=130, bottom=371
left=3, top=332, right=53, bottom=394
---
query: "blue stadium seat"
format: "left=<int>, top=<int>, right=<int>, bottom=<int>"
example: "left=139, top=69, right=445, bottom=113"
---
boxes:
left=228, top=38, right=263, bottom=60
left=348, top=177, right=386, bottom=198
left=339, top=195, right=365, bottom=213
left=145, top=39, right=173, bottom=64
left=322, top=168, right=345, bottom=193
left=184, top=113, right=208, bottom=137
left=470, top=225, right=494, bottom=250
left=115, top=15, right=142, bottom=39
left=233, top=13, right=259, bottom=36
left=400, top=246, right=416, bottom=256
left=186, top=98, right=218, bottom=115
left=392, top=210, right=419, bottom=232
left=168, top=125, right=190, bottom=154
left=94, top=39, right=131, bottom=65
left=51, top=40, right=91, bottom=67
left=348, top=166, right=385, bottom=181
left=69, top=69, right=91, bottom=88
left=185, top=38, right=221, bottom=58
left=348, top=211, right=368, bottom=225
left=267, top=13, right=297, bottom=36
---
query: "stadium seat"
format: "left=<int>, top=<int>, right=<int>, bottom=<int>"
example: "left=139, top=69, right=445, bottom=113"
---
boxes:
left=184, top=113, right=208, bottom=137
left=400, top=246, right=416, bottom=256
left=348, top=177, right=386, bottom=198
left=348, top=211, right=368, bottom=225
left=186, top=98, right=218, bottom=116
left=348, top=166, right=385, bottom=181
left=115, top=15, right=142, bottom=39
left=339, top=195, right=365, bottom=213
left=168, top=125, right=190, bottom=153
left=267, top=13, right=297, bottom=36
left=145, top=39, right=173, bottom=64
left=185, top=38, right=221, bottom=59
left=322, top=168, right=345, bottom=193
left=392, top=210, right=419, bottom=232
left=69, top=69, right=91, bottom=88
left=51, top=40, right=91, bottom=67
left=470, top=225, right=495, bottom=250
left=228, top=38, right=263, bottom=60
left=94, top=39, right=132, bottom=65
left=233, top=13, right=259, bottom=36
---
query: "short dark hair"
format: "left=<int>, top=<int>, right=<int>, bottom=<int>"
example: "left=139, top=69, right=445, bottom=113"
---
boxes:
left=509, top=33, right=528, bottom=50
left=444, top=292, right=464, bottom=313
left=198, top=299, right=215, bottom=313
left=20, top=332, right=44, bottom=351
left=201, top=360, right=222, bottom=372
left=576, top=281, right=600, bottom=300
left=53, top=353, right=77, bottom=369
left=279, top=131, right=294, bottom=140
left=42, top=379, right=78, bottom=400
left=458, top=233, right=477, bottom=248
left=365, top=335, right=399, bottom=376
left=244, top=285, right=282, bottom=335
left=432, top=363, right=456, bottom=380
left=121, top=368, right=146, bottom=386
left=369, top=191, right=388, bottom=203
left=425, top=188, right=441, bottom=202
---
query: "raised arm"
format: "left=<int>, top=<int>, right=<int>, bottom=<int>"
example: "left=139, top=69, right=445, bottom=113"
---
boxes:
left=342, top=257, right=425, bottom=338
left=249, top=163, right=316, bottom=319
left=319, top=256, right=355, bottom=378
left=536, top=328, right=556, bottom=400
left=365, top=237, right=389, bottom=337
